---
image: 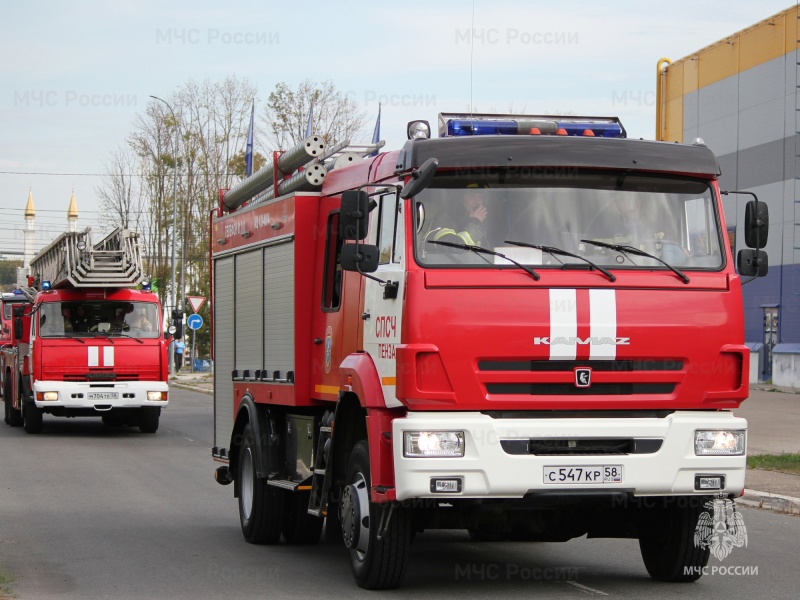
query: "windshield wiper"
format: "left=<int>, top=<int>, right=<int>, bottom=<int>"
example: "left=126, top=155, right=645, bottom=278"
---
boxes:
left=580, top=239, right=689, bottom=284
left=505, top=240, right=616, bottom=282
left=117, top=332, right=144, bottom=344
left=428, top=240, right=540, bottom=281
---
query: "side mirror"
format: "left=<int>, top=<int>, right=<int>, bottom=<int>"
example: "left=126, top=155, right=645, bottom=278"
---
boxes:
left=340, top=190, right=370, bottom=241
left=743, top=199, right=768, bottom=249
left=12, top=305, right=25, bottom=339
left=340, top=243, right=379, bottom=274
left=400, top=157, right=438, bottom=199
left=737, top=249, right=768, bottom=277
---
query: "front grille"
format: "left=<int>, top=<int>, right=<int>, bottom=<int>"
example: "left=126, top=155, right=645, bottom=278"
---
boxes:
left=62, top=372, right=140, bottom=382
left=501, top=438, right=663, bottom=455
left=486, top=383, right=675, bottom=395
left=479, top=360, right=683, bottom=372
left=479, top=358, right=682, bottom=397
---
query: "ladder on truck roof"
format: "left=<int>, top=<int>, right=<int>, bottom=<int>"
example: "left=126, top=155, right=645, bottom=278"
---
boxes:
left=222, top=135, right=385, bottom=212
left=29, top=227, right=145, bottom=289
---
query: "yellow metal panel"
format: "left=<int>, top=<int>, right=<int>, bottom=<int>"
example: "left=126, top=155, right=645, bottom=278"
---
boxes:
left=683, top=56, right=699, bottom=94
left=665, top=61, right=684, bottom=102
left=699, top=42, right=738, bottom=88
left=786, top=6, right=798, bottom=56
left=740, top=15, right=785, bottom=71
left=664, top=98, right=683, bottom=143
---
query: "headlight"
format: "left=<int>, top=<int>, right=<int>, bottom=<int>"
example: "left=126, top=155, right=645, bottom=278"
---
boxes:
left=694, top=430, right=745, bottom=455
left=147, top=391, right=166, bottom=401
left=404, top=431, right=465, bottom=457
left=37, top=391, right=58, bottom=401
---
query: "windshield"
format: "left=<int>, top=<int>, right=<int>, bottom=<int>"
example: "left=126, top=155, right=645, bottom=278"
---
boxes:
left=414, top=172, right=723, bottom=271
left=38, top=301, right=160, bottom=338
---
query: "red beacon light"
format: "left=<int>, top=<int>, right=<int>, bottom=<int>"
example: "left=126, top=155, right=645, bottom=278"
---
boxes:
left=583, top=129, right=595, bottom=136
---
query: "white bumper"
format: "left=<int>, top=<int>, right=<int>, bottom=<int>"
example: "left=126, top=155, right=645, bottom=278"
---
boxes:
left=392, top=411, right=746, bottom=501
left=32, top=380, right=169, bottom=410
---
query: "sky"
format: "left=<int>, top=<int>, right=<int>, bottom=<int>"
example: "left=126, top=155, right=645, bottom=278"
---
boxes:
left=0, top=0, right=794, bottom=257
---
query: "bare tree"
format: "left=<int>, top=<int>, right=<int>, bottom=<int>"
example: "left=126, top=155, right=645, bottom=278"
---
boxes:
left=128, top=100, right=179, bottom=309
left=261, top=79, right=366, bottom=151
left=98, top=75, right=364, bottom=355
left=95, top=145, right=143, bottom=232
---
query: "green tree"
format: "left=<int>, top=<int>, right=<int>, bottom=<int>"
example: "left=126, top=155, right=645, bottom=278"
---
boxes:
left=0, top=260, right=22, bottom=291
left=262, top=79, right=366, bottom=151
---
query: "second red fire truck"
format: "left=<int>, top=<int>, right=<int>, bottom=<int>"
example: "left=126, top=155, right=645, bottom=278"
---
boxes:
left=2, top=228, right=170, bottom=433
left=210, top=114, right=767, bottom=589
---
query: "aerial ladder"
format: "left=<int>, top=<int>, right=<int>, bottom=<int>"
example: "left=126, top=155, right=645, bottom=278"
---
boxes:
left=29, top=227, right=145, bottom=289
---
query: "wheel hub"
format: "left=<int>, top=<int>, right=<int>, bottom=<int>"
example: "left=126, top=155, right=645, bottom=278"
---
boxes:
left=341, top=483, right=361, bottom=550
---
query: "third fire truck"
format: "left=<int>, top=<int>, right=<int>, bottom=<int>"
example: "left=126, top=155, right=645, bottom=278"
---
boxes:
left=210, top=114, right=767, bottom=589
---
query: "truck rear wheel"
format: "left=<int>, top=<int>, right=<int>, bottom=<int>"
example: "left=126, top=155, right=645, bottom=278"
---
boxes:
left=341, top=440, right=410, bottom=590
left=22, top=398, right=43, bottom=434
left=138, top=407, right=161, bottom=433
left=638, top=497, right=710, bottom=582
left=238, top=423, right=284, bottom=544
left=282, top=489, right=323, bottom=544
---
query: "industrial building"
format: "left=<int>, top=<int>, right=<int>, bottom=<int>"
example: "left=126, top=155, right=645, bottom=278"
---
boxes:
left=657, top=5, right=800, bottom=383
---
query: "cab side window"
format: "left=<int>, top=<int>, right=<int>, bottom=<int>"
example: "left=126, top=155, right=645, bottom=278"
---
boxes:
left=377, top=193, right=399, bottom=264
left=322, top=212, right=342, bottom=311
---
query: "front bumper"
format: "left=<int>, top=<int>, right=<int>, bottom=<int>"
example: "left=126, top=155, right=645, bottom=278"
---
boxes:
left=392, top=411, right=746, bottom=501
left=32, top=380, right=169, bottom=410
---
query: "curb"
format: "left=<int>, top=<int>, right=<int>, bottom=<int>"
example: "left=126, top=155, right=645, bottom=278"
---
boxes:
left=170, top=381, right=213, bottom=395
left=740, top=489, right=800, bottom=515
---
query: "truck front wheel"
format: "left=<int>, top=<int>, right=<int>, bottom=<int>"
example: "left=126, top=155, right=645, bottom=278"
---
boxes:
left=238, top=423, right=284, bottom=544
left=138, top=407, right=161, bottom=433
left=22, top=398, right=43, bottom=434
left=4, top=378, right=21, bottom=427
left=341, top=440, right=410, bottom=590
left=638, top=496, right=710, bottom=582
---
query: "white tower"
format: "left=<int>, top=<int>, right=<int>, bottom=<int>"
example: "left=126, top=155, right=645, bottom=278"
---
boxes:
left=67, top=191, right=78, bottom=232
left=19, top=189, right=36, bottom=285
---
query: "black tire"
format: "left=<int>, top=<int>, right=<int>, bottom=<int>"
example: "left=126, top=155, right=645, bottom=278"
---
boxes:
left=638, top=497, right=710, bottom=582
left=325, top=495, right=344, bottom=544
left=282, top=490, right=323, bottom=544
left=341, top=440, right=410, bottom=590
left=5, top=378, right=22, bottom=427
left=238, top=423, right=285, bottom=544
left=22, top=397, right=43, bottom=434
left=138, top=407, right=161, bottom=433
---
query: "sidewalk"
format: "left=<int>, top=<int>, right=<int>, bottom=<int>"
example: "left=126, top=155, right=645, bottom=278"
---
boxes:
left=169, top=373, right=800, bottom=515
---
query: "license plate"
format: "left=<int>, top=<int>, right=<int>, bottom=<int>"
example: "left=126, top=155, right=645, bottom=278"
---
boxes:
left=88, top=392, right=119, bottom=401
left=543, top=465, right=623, bottom=484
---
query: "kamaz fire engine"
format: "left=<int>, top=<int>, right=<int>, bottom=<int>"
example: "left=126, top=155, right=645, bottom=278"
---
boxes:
left=2, top=227, right=170, bottom=433
left=210, top=113, right=768, bottom=589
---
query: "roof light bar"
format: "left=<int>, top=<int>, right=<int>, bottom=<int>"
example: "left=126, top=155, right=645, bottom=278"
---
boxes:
left=437, top=113, right=626, bottom=139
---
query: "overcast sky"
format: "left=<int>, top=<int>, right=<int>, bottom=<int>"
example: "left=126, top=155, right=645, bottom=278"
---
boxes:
left=0, top=0, right=793, bottom=255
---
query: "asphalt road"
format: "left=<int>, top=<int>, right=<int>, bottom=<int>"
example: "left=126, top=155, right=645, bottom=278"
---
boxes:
left=1, top=388, right=799, bottom=599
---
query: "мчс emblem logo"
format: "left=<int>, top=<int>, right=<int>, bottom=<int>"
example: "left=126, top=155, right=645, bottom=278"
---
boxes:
left=694, top=497, right=748, bottom=561
left=574, top=368, right=592, bottom=388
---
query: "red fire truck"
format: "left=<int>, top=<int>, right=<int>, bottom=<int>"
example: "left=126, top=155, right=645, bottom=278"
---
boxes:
left=210, top=114, right=768, bottom=589
left=2, top=228, right=170, bottom=433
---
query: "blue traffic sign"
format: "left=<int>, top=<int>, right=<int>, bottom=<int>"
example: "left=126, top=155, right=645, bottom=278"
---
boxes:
left=187, top=314, right=204, bottom=331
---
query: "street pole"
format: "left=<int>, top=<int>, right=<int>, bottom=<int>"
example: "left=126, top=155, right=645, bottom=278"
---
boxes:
left=149, top=95, right=179, bottom=376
